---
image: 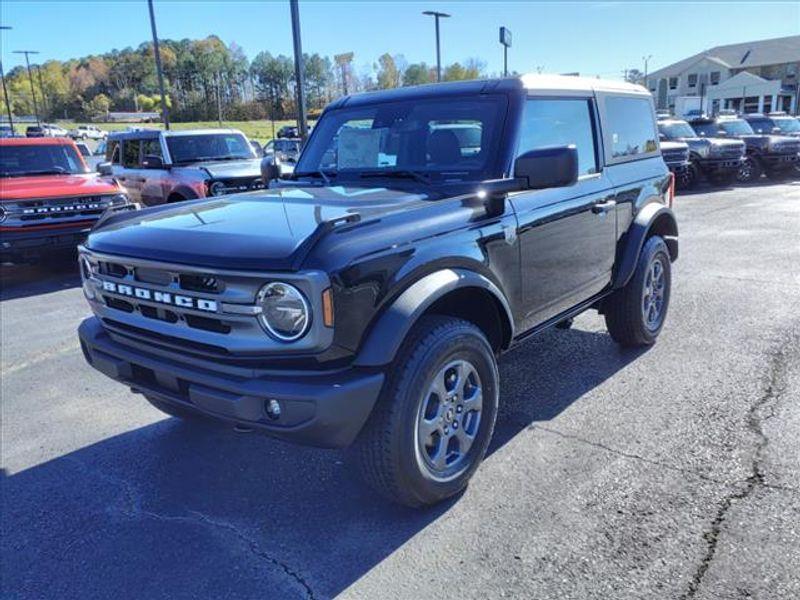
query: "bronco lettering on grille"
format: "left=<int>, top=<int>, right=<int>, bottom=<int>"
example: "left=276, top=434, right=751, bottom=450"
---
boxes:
left=100, top=280, right=218, bottom=312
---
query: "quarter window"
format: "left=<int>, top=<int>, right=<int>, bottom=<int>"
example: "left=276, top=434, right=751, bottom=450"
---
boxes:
left=122, top=139, right=141, bottom=168
left=106, top=139, right=120, bottom=163
left=517, top=98, right=598, bottom=176
left=605, top=97, right=659, bottom=159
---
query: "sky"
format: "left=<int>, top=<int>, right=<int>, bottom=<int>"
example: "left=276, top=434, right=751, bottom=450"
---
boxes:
left=1, top=1, right=799, bottom=80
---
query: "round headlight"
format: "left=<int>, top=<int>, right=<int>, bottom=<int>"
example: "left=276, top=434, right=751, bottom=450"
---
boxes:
left=256, top=282, right=310, bottom=341
left=209, top=181, right=226, bottom=196
left=109, top=192, right=129, bottom=205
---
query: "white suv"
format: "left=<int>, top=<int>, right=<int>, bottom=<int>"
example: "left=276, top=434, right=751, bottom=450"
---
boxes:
left=69, top=125, right=107, bottom=140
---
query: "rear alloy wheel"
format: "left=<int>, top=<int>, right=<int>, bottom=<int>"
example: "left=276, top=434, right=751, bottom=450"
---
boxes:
left=604, top=235, right=671, bottom=347
left=357, top=315, right=499, bottom=507
left=736, top=156, right=762, bottom=183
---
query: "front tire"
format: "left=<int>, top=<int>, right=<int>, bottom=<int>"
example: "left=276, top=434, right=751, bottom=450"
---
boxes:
left=357, top=316, right=499, bottom=507
left=737, top=156, right=762, bottom=183
left=604, top=235, right=671, bottom=347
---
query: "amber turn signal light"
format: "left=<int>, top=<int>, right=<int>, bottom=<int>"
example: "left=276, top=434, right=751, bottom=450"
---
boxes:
left=322, top=288, right=334, bottom=327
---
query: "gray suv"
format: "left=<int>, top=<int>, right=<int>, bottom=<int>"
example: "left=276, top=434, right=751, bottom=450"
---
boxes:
left=100, top=128, right=265, bottom=205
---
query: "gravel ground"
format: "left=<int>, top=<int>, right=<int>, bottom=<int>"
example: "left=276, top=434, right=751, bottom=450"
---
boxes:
left=2, top=180, right=799, bottom=599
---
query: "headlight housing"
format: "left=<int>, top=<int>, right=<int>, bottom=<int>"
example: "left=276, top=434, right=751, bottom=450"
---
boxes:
left=256, top=282, right=311, bottom=341
left=108, top=192, right=129, bottom=205
left=0, top=205, right=6, bottom=224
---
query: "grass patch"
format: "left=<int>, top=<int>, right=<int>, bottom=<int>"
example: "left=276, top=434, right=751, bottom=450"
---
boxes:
left=54, top=119, right=312, bottom=141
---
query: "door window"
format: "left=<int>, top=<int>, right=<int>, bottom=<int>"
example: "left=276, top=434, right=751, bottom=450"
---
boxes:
left=141, top=138, right=163, bottom=159
left=517, top=98, right=598, bottom=176
left=122, top=139, right=141, bottom=168
left=604, top=97, right=659, bottom=160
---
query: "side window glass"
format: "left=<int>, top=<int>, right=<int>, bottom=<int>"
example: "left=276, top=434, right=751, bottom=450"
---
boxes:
left=605, top=97, right=659, bottom=159
left=517, top=98, right=598, bottom=176
left=107, top=140, right=120, bottom=163
left=141, top=138, right=162, bottom=159
left=122, top=139, right=141, bottom=168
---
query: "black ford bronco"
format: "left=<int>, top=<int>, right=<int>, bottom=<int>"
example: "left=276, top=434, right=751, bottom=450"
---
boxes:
left=78, top=76, right=677, bottom=507
left=658, top=140, right=692, bottom=189
left=689, top=116, right=800, bottom=183
left=658, top=118, right=745, bottom=187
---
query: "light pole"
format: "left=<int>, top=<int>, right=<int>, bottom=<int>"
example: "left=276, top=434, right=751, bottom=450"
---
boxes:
left=290, top=0, right=308, bottom=139
left=13, top=50, right=40, bottom=127
left=642, top=54, right=652, bottom=88
left=36, top=64, right=48, bottom=119
left=499, top=27, right=512, bottom=77
left=147, top=0, right=170, bottom=129
left=422, top=10, right=450, bottom=82
left=0, top=26, right=14, bottom=134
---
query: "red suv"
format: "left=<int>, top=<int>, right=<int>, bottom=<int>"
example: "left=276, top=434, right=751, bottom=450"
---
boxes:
left=1, top=137, right=135, bottom=264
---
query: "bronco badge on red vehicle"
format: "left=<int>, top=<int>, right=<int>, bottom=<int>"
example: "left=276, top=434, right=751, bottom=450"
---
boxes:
left=0, top=136, right=136, bottom=264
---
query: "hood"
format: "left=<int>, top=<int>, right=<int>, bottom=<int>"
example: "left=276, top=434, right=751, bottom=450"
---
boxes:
left=86, top=185, right=431, bottom=270
left=660, top=141, right=688, bottom=151
left=177, top=158, right=262, bottom=180
left=0, top=173, right=121, bottom=201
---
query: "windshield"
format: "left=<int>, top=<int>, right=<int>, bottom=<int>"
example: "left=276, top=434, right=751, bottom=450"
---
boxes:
left=773, top=117, right=800, bottom=133
left=165, top=133, right=255, bottom=164
left=295, top=95, right=507, bottom=181
left=691, top=121, right=721, bottom=137
left=659, top=122, right=697, bottom=139
left=720, top=120, right=754, bottom=136
left=0, top=144, right=88, bottom=177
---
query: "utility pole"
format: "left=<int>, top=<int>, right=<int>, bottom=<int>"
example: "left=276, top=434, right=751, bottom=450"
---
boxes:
left=334, top=52, right=354, bottom=97
left=422, top=10, right=450, bottom=82
left=13, top=50, right=40, bottom=127
left=216, top=71, right=223, bottom=126
left=290, top=0, right=308, bottom=139
left=642, top=54, right=652, bottom=89
left=0, top=26, right=14, bottom=134
left=36, top=64, right=48, bottom=119
left=147, top=0, right=170, bottom=129
left=499, top=27, right=511, bottom=77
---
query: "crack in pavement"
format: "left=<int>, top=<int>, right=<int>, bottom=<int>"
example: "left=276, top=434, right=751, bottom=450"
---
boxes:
left=679, top=335, right=795, bottom=600
left=63, top=456, right=317, bottom=600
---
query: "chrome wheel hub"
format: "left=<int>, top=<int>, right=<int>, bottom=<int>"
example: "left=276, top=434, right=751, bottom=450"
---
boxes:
left=642, top=256, right=666, bottom=331
left=416, top=359, right=483, bottom=480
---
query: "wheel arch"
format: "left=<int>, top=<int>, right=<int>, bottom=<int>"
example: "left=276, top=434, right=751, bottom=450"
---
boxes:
left=167, top=185, right=200, bottom=203
left=354, top=269, right=514, bottom=367
left=612, top=202, right=678, bottom=289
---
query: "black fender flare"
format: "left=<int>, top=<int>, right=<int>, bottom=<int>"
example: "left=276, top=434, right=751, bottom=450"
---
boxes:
left=612, top=203, right=678, bottom=289
left=354, top=268, right=514, bottom=367
left=167, top=185, right=200, bottom=203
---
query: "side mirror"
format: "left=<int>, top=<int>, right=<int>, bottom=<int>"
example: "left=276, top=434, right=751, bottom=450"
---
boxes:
left=97, top=162, right=113, bottom=176
left=261, top=154, right=282, bottom=183
left=514, top=145, right=579, bottom=190
left=141, top=154, right=164, bottom=169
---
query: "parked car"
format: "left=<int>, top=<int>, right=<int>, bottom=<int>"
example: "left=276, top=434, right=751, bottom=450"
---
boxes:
left=276, top=125, right=299, bottom=138
left=263, top=137, right=302, bottom=176
left=660, top=140, right=693, bottom=189
left=25, top=123, right=69, bottom=138
left=77, top=75, right=677, bottom=507
left=99, top=128, right=265, bottom=205
left=25, top=125, right=46, bottom=137
left=741, top=113, right=800, bottom=138
left=0, top=137, right=135, bottom=264
left=1, top=124, right=16, bottom=138
left=69, top=125, right=108, bottom=140
left=658, top=118, right=745, bottom=187
left=689, top=116, right=800, bottom=182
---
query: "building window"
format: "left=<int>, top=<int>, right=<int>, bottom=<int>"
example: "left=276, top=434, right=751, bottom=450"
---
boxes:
left=763, top=97, right=772, bottom=113
left=743, top=97, right=759, bottom=114
left=668, top=77, right=678, bottom=90
left=688, top=74, right=698, bottom=88
left=710, top=71, right=720, bottom=85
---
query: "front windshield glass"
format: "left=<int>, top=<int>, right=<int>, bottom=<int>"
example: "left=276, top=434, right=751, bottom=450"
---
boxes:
left=773, top=117, right=800, bottom=133
left=691, top=121, right=721, bottom=137
left=720, top=120, right=754, bottom=136
left=659, top=122, right=697, bottom=139
left=295, top=95, right=507, bottom=181
left=0, top=144, right=88, bottom=177
left=165, top=133, right=255, bottom=164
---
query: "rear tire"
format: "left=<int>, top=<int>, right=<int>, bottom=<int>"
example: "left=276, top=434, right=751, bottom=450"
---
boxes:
left=604, top=236, right=671, bottom=347
left=357, top=315, right=499, bottom=507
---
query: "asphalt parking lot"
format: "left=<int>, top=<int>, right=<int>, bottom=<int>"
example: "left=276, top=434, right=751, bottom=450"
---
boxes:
left=2, top=180, right=799, bottom=599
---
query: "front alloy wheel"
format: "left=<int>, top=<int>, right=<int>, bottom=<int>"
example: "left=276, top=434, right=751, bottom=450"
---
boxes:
left=736, top=157, right=761, bottom=183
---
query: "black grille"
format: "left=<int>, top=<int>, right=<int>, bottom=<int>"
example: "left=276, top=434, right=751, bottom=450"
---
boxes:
left=14, top=195, right=115, bottom=222
left=179, top=273, right=222, bottom=293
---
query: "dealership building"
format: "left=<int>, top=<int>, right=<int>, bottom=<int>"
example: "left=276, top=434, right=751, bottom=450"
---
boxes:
left=645, top=35, right=800, bottom=115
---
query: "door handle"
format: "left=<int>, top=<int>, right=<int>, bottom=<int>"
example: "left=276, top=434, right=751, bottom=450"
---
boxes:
left=592, top=200, right=617, bottom=214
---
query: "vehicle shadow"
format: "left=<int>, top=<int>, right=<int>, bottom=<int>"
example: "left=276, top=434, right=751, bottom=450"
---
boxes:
left=0, top=259, right=81, bottom=301
left=2, top=326, right=646, bottom=599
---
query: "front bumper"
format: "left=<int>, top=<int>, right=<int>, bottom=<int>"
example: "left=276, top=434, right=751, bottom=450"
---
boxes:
left=696, top=157, right=743, bottom=174
left=78, top=317, right=385, bottom=448
left=0, top=224, right=91, bottom=262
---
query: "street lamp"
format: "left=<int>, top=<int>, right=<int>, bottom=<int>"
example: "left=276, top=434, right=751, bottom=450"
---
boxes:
left=643, top=54, right=653, bottom=87
left=12, top=50, right=40, bottom=127
left=0, top=26, right=14, bottom=134
left=147, top=0, right=170, bottom=130
left=422, top=10, right=450, bottom=82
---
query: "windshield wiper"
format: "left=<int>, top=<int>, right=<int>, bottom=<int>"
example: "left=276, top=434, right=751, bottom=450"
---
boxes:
left=2, top=168, right=69, bottom=177
left=294, top=170, right=337, bottom=185
left=359, top=170, right=432, bottom=184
